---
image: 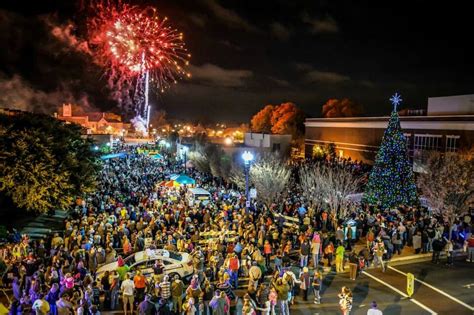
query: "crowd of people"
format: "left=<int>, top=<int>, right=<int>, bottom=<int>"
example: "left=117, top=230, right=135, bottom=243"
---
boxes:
left=0, top=144, right=473, bottom=315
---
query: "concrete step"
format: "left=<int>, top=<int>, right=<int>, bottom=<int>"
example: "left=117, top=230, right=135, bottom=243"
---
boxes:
left=23, top=233, right=47, bottom=239
left=21, top=227, right=52, bottom=234
left=25, top=222, right=52, bottom=228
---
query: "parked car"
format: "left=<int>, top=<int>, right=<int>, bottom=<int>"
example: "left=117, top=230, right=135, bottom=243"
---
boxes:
left=96, top=249, right=194, bottom=280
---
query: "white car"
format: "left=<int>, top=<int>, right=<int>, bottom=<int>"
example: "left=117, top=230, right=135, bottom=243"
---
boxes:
left=96, top=249, right=194, bottom=280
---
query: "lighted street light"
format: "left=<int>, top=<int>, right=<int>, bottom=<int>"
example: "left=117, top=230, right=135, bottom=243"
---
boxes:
left=94, top=146, right=99, bottom=151
left=224, top=137, right=233, bottom=145
left=242, top=150, right=254, bottom=212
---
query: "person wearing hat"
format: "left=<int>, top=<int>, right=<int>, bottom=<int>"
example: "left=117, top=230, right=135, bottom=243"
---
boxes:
left=367, top=301, right=383, bottom=315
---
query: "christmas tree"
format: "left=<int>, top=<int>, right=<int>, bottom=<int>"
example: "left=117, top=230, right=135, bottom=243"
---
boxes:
left=363, top=93, right=418, bottom=209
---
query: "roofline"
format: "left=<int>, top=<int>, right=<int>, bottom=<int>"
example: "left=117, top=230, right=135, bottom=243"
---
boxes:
left=306, top=115, right=474, bottom=122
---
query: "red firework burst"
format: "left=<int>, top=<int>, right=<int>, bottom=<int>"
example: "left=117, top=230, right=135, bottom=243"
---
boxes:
left=88, top=1, right=190, bottom=91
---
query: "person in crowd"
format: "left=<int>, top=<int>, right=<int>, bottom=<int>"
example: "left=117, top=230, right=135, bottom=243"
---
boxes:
left=465, top=234, right=474, bottom=263
left=299, top=267, right=311, bottom=301
left=312, top=271, right=322, bottom=304
left=299, top=238, right=311, bottom=268
left=134, top=270, right=147, bottom=304
left=3, top=145, right=472, bottom=315
left=335, top=242, right=345, bottom=273
left=431, top=237, right=445, bottom=264
left=338, top=286, right=353, bottom=315
left=367, top=300, right=383, bottom=315
left=120, top=273, right=135, bottom=315
left=311, top=232, right=321, bottom=270
left=32, top=293, right=50, bottom=315
left=325, top=241, right=335, bottom=268
left=138, top=294, right=156, bottom=315
left=373, top=239, right=386, bottom=272
left=171, top=274, right=185, bottom=314
left=273, top=277, right=290, bottom=315
left=348, top=250, right=359, bottom=281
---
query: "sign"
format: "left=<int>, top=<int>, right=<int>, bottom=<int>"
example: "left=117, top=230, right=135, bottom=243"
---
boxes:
left=250, top=188, right=257, bottom=199
left=246, top=201, right=250, bottom=208
left=407, top=273, right=415, bottom=297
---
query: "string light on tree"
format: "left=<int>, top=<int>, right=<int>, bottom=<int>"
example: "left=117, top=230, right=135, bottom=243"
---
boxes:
left=363, top=93, right=418, bottom=209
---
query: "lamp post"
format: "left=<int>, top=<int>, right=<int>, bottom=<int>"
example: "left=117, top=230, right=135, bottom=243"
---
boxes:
left=182, top=146, right=189, bottom=174
left=242, top=150, right=254, bottom=212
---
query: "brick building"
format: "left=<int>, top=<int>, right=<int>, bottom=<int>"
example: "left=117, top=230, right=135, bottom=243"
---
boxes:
left=304, top=94, right=474, bottom=169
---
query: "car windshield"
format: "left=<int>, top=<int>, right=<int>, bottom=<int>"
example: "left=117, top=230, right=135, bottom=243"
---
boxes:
left=168, top=251, right=182, bottom=261
left=124, top=254, right=136, bottom=266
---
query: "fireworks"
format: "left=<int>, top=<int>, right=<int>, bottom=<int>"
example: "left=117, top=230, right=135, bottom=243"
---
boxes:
left=86, top=0, right=191, bottom=131
left=89, top=2, right=190, bottom=91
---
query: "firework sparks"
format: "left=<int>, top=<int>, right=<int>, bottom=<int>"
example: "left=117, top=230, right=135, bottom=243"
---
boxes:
left=89, top=2, right=190, bottom=90
left=87, top=1, right=191, bottom=123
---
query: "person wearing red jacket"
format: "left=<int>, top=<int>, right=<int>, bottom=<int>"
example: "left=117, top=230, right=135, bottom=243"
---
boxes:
left=466, top=234, right=474, bottom=263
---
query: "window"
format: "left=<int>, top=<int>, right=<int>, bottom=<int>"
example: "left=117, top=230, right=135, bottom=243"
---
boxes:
left=414, top=134, right=441, bottom=151
left=403, top=133, right=412, bottom=147
left=413, top=134, right=442, bottom=173
left=446, top=135, right=459, bottom=152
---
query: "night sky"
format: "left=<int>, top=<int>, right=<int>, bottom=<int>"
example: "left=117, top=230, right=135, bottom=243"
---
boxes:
left=1, top=0, right=473, bottom=123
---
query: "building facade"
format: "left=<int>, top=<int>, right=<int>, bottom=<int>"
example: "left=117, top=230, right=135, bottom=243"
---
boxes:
left=56, top=104, right=130, bottom=136
left=244, top=132, right=292, bottom=155
left=305, top=95, right=474, bottom=168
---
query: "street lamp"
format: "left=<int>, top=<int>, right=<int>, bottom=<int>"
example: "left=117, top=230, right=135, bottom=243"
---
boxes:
left=242, top=150, right=254, bottom=212
left=182, top=146, right=189, bottom=174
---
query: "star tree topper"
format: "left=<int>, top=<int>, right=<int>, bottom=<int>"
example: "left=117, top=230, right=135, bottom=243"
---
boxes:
left=390, top=92, right=403, bottom=111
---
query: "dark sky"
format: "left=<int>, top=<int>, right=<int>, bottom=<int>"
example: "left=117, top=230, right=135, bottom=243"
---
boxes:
left=0, top=0, right=473, bottom=123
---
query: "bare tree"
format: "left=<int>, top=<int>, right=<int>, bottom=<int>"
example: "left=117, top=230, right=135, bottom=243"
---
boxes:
left=230, top=153, right=290, bottom=208
left=299, top=165, right=326, bottom=214
left=417, top=151, right=474, bottom=238
left=188, top=148, right=210, bottom=173
left=251, top=154, right=290, bottom=208
left=299, top=163, right=362, bottom=226
left=229, top=161, right=246, bottom=190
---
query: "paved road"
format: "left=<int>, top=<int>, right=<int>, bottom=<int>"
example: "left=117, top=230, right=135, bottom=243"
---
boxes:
left=96, top=258, right=474, bottom=315
left=289, top=271, right=429, bottom=315
left=285, top=258, right=474, bottom=315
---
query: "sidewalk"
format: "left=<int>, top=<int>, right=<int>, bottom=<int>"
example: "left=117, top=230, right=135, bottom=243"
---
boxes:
left=19, top=210, right=68, bottom=239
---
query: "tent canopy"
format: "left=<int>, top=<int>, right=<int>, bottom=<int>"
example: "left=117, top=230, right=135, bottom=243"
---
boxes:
left=100, top=152, right=127, bottom=160
left=174, top=175, right=195, bottom=185
left=151, top=154, right=163, bottom=160
left=158, top=180, right=179, bottom=187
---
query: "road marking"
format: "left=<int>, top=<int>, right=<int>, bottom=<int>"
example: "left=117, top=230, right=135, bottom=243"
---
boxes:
left=462, top=283, right=474, bottom=289
left=388, top=266, right=474, bottom=311
left=362, top=271, right=437, bottom=315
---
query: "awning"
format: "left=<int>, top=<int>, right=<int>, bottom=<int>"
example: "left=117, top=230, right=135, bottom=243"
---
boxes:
left=100, top=152, right=127, bottom=160
left=174, top=175, right=196, bottom=185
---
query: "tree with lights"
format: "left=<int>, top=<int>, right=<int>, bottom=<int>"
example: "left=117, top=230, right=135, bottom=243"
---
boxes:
left=363, top=93, right=418, bottom=209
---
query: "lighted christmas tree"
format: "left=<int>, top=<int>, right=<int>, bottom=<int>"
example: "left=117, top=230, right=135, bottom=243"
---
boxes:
left=363, top=93, right=418, bottom=209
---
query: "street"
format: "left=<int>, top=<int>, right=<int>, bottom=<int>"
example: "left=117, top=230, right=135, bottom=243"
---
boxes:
left=283, top=259, right=474, bottom=315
